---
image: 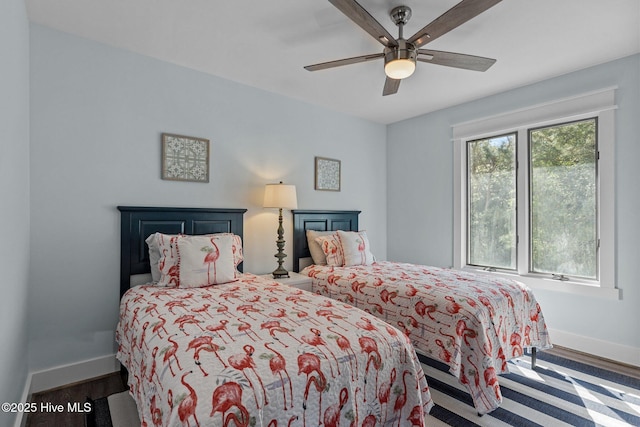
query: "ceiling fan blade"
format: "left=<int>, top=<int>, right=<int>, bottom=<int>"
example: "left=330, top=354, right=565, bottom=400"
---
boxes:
left=304, top=52, right=384, bottom=71
left=408, top=0, right=502, bottom=48
left=329, top=0, right=398, bottom=47
left=418, top=49, right=496, bottom=71
left=383, top=77, right=401, bottom=96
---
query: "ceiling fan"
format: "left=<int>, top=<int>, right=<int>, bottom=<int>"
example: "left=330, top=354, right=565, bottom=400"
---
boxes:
left=305, top=0, right=502, bottom=96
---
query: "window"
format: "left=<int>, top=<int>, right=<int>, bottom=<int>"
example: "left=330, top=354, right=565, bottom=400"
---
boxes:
left=467, top=133, right=517, bottom=270
left=529, top=119, right=597, bottom=279
left=453, top=88, right=618, bottom=298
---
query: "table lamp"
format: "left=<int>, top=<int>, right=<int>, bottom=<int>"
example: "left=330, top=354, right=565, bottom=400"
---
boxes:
left=263, top=181, right=298, bottom=278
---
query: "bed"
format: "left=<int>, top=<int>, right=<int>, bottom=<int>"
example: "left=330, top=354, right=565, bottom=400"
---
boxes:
left=116, top=206, right=433, bottom=427
left=291, top=209, right=552, bottom=415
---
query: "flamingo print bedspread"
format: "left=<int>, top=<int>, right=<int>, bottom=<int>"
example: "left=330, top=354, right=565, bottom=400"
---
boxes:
left=301, top=262, right=552, bottom=414
left=116, top=273, right=433, bottom=427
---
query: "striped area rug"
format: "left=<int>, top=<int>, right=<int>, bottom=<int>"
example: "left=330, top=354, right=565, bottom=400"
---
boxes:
left=419, top=351, right=640, bottom=427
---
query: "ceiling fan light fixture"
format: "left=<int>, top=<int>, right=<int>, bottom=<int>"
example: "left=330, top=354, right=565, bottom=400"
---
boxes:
left=384, top=40, right=417, bottom=79
left=385, top=58, right=415, bottom=79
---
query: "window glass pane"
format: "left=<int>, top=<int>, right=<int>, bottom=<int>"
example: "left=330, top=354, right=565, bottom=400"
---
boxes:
left=529, top=118, right=597, bottom=279
left=467, top=134, right=517, bottom=269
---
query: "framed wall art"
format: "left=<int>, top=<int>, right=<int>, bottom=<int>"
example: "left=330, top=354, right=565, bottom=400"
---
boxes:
left=161, top=133, right=210, bottom=183
left=314, top=156, right=341, bottom=191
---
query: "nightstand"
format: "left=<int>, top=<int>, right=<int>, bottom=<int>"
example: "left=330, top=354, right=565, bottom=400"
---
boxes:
left=259, top=271, right=312, bottom=292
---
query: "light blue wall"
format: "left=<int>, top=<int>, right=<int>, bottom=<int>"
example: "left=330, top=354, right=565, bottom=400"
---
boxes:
left=28, top=24, right=387, bottom=371
left=0, top=0, right=30, bottom=424
left=388, top=54, right=640, bottom=356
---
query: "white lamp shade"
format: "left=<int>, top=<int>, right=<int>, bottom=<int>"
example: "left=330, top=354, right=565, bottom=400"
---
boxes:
left=263, top=183, right=298, bottom=209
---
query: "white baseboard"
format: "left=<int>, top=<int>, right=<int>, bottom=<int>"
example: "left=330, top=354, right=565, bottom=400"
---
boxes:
left=29, top=354, right=120, bottom=394
left=14, top=354, right=119, bottom=427
left=14, top=371, right=32, bottom=427
left=548, top=328, right=640, bottom=367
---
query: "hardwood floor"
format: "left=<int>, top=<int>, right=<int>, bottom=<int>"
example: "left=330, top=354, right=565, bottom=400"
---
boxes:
left=546, top=345, right=640, bottom=380
left=25, top=347, right=639, bottom=426
left=26, top=372, right=127, bottom=427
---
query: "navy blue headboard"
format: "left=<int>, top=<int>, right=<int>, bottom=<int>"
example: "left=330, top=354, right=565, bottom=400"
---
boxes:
left=118, top=206, right=247, bottom=297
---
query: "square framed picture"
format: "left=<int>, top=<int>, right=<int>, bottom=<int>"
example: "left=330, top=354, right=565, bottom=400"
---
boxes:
left=315, top=156, right=341, bottom=191
left=161, top=133, right=210, bottom=183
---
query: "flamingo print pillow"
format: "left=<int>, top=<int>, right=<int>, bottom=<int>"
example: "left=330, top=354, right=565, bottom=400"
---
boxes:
left=177, top=234, right=237, bottom=287
left=155, top=233, right=237, bottom=287
left=314, top=233, right=344, bottom=266
left=153, top=233, right=181, bottom=286
left=148, top=232, right=243, bottom=285
left=306, top=229, right=335, bottom=265
left=337, top=230, right=374, bottom=266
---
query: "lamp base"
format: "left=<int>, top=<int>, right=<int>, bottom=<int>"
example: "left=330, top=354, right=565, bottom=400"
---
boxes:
left=271, top=268, right=290, bottom=279
left=271, top=207, right=290, bottom=279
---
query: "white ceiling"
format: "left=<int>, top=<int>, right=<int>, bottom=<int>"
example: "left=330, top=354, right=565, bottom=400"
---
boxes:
left=25, top=0, right=640, bottom=124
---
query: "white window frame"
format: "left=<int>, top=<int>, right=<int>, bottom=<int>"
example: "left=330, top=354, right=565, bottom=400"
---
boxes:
left=453, top=87, right=618, bottom=299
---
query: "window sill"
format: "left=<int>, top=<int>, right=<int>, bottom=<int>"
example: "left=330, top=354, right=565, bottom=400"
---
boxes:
left=461, top=267, right=621, bottom=300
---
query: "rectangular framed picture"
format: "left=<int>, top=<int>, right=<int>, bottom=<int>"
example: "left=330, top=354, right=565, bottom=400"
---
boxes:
left=161, top=133, right=210, bottom=183
left=315, top=156, right=341, bottom=191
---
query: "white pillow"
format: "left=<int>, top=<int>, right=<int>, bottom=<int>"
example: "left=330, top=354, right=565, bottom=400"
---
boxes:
left=337, top=230, right=374, bottom=266
left=177, top=234, right=237, bottom=288
left=145, top=233, right=162, bottom=282
left=315, top=234, right=344, bottom=267
left=306, top=230, right=335, bottom=265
